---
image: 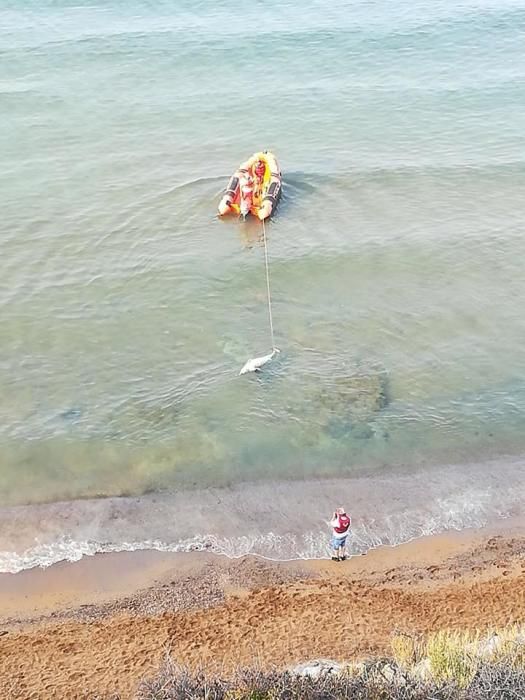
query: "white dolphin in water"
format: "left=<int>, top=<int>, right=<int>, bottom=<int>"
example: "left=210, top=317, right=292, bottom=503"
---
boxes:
left=239, top=348, right=280, bottom=375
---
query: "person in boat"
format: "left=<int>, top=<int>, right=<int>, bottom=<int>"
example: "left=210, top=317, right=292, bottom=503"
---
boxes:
left=239, top=172, right=254, bottom=217
left=329, top=507, right=351, bottom=561
left=252, top=159, right=266, bottom=202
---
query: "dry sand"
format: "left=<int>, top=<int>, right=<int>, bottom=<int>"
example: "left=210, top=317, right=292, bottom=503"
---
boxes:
left=0, top=522, right=524, bottom=699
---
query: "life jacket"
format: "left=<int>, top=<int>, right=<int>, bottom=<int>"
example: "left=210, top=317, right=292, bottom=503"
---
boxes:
left=254, top=161, right=266, bottom=179
left=334, top=513, right=351, bottom=534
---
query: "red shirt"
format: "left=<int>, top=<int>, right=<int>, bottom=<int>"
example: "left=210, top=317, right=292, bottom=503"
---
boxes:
left=331, top=514, right=351, bottom=535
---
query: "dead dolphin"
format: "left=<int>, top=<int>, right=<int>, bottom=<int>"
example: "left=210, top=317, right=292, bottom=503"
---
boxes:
left=239, top=348, right=280, bottom=375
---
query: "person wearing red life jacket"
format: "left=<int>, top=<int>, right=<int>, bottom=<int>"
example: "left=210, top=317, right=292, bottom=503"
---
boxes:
left=329, top=507, right=351, bottom=561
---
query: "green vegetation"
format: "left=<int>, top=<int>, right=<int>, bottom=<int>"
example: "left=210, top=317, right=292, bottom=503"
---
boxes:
left=138, top=627, right=525, bottom=700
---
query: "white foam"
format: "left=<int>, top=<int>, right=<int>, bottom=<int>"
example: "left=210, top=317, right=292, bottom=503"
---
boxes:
left=0, top=458, right=524, bottom=573
left=0, top=492, right=516, bottom=574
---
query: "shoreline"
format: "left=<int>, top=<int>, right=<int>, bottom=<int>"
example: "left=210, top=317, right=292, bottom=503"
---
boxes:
left=1, top=515, right=523, bottom=626
left=1, top=515, right=524, bottom=626
left=2, top=455, right=525, bottom=573
left=1, top=519, right=524, bottom=698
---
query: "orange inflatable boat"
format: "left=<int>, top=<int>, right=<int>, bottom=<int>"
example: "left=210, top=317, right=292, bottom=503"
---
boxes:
left=218, top=151, right=282, bottom=221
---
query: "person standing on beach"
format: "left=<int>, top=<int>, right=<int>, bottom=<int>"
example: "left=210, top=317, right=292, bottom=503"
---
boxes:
left=330, top=507, right=351, bottom=561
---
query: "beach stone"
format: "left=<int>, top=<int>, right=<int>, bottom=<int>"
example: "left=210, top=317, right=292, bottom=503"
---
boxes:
left=475, top=633, right=502, bottom=658
left=411, top=658, right=432, bottom=682
left=290, top=658, right=345, bottom=678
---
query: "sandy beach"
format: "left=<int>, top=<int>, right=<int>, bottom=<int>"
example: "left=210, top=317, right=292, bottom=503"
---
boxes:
left=1, top=519, right=524, bottom=699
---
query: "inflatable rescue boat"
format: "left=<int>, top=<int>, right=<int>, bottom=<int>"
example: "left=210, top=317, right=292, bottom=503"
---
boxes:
left=218, top=151, right=282, bottom=221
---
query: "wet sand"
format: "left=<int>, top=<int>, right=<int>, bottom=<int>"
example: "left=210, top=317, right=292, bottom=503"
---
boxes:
left=0, top=521, right=524, bottom=699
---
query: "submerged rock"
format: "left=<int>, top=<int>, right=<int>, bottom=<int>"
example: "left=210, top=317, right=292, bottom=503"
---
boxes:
left=307, top=363, right=390, bottom=439
left=318, top=368, right=389, bottom=422
left=325, top=418, right=374, bottom=440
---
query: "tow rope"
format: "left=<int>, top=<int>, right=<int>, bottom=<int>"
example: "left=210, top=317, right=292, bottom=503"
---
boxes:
left=239, top=217, right=280, bottom=375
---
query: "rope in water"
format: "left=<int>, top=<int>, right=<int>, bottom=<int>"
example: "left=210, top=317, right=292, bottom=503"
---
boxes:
left=261, top=217, right=276, bottom=350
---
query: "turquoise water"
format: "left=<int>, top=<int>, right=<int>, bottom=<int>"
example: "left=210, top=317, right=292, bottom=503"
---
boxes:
left=2, top=0, right=525, bottom=568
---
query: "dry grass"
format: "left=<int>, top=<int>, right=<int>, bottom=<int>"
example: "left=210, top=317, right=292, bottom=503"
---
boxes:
left=487, top=624, right=525, bottom=669
left=426, top=630, right=481, bottom=688
left=391, top=631, right=424, bottom=669
left=425, top=626, right=525, bottom=688
left=137, top=656, right=525, bottom=699
left=136, top=626, right=525, bottom=699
